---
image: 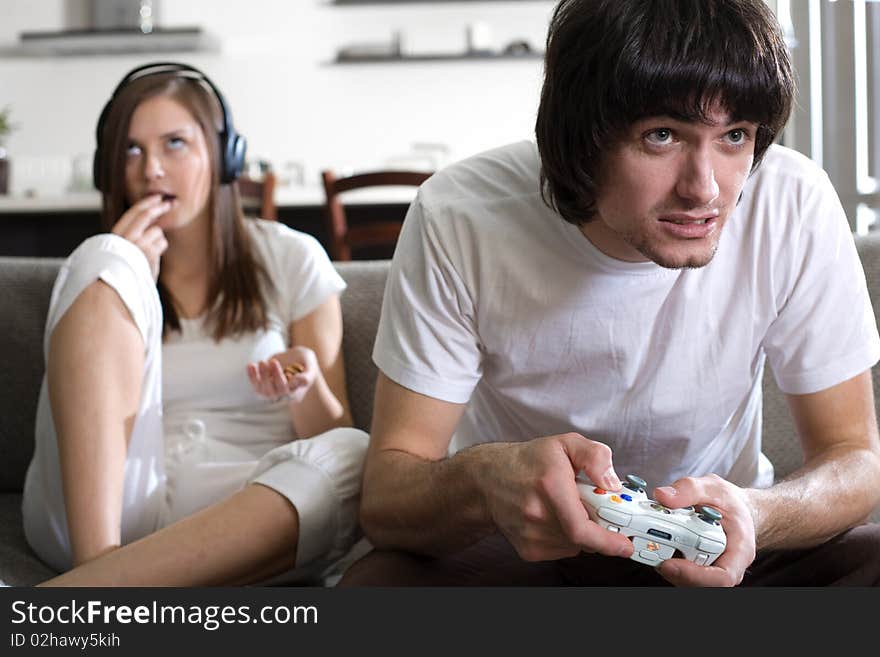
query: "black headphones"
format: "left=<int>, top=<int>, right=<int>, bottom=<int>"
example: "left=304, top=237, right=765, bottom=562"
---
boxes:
left=92, top=62, right=246, bottom=191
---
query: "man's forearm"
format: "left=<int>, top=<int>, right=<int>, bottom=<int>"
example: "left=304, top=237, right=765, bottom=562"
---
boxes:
left=746, top=444, right=880, bottom=551
left=360, top=443, right=505, bottom=556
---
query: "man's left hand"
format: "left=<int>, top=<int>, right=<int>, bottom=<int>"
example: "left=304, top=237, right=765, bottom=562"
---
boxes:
left=652, top=474, right=756, bottom=587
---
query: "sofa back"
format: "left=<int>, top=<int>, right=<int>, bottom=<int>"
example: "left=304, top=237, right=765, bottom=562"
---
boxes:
left=0, top=257, right=389, bottom=492
left=3, top=234, right=880, bottom=493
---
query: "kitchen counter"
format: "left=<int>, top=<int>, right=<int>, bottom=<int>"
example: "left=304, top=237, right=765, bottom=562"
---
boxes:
left=0, top=185, right=418, bottom=258
left=0, top=184, right=419, bottom=214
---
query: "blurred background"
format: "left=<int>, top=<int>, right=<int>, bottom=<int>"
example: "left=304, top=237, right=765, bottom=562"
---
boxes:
left=0, top=0, right=878, bottom=256
left=0, top=1, right=552, bottom=199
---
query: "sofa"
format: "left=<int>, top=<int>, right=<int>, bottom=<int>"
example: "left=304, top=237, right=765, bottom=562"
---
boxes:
left=2, top=238, right=880, bottom=586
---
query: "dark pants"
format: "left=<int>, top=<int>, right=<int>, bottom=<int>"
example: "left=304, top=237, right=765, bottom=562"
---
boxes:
left=337, top=524, right=880, bottom=586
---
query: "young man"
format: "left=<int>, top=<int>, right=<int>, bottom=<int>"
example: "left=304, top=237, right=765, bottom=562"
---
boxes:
left=341, top=0, right=880, bottom=586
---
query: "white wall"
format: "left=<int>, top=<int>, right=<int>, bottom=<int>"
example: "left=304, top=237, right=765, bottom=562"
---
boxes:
left=0, top=1, right=555, bottom=196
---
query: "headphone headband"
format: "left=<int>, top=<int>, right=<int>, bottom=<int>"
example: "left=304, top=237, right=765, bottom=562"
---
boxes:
left=93, top=62, right=246, bottom=191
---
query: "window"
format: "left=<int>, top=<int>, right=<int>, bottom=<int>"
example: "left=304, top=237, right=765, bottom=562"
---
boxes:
left=778, top=0, right=880, bottom=233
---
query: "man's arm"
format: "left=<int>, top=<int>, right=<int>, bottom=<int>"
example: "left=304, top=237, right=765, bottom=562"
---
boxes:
left=748, top=369, right=880, bottom=549
left=652, top=370, right=880, bottom=587
left=359, top=373, right=634, bottom=559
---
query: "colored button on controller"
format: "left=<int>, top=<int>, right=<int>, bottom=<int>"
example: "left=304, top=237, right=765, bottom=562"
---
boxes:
left=593, top=487, right=606, bottom=495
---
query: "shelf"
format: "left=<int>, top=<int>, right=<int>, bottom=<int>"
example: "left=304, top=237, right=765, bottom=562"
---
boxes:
left=333, top=50, right=543, bottom=64
left=9, top=27, right=219, bottom=57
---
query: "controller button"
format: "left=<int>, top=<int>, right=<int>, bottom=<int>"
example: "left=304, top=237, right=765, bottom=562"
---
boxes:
left=698, top=505, right=723, bottom=524
left=620, top=493, right=632, bottom=502
left=606, top=525, right=620, bottom=533
left=609, top=495, right=623, bottom=503
left=697, top=537, right=725, bottom=553
left=650, top=503, right=671, bottom=514
left=598, top=507, right=632, bottom=527
left=694, top=553, right=709, bottom=566
left=647, top=528, right=672, bottom=541
left=593, top=487, right=606, bottom=495
left=623, top=474, right=648, bottom=492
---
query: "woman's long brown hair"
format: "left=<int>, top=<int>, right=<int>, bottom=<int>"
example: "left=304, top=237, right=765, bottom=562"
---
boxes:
left=95, top=72, right=272, bottom=341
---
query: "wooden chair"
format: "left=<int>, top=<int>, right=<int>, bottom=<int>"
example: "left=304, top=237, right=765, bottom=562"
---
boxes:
left=321, top=169, right=432, bottom=261
left=237, top=170, right=277, bottom=220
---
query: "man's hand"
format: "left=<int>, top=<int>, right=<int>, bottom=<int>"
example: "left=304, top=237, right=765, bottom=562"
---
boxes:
left=479, top=433, right=635, bottom=562
left=652, top=474, right=756, bottom=587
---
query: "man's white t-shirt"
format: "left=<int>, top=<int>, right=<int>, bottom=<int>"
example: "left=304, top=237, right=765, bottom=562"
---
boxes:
left=373, top=141, right=880, bottom=489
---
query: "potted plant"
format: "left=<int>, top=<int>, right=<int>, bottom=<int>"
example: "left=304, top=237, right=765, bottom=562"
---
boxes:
left=0, top=106, right=17, bottom=195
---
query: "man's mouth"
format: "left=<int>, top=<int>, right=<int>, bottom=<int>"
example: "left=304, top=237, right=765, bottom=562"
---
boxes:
left=658, top=211, right=719, bottom=226
left=656, top=212, right=719, bottom=239
left=662, top=218, right=711, bottom=225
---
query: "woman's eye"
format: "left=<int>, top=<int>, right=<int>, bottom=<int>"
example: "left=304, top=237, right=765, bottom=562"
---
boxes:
left=167, top=137, right=185, bottom=150
left=126, top=143, right=141, bottom=157
left=645, top=128, right=674, bottom=145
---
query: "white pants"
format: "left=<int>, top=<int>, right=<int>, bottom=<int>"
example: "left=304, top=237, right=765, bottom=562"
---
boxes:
left=22, top=234, right=370, bottom=583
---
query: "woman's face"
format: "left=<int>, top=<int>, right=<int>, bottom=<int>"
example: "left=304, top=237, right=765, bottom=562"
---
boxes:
left=124, top=94, right=212, bottom=232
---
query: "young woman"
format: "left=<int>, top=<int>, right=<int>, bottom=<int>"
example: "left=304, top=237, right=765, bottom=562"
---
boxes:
left=21, top=63, right=369, bottom=586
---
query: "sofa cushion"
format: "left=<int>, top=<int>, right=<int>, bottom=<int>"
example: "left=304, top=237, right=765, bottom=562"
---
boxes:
left=0, top=493, right=55, bottom=585
left=0, top=257, right=62, bottom=492
left=335, top=260, right=389, bottom=433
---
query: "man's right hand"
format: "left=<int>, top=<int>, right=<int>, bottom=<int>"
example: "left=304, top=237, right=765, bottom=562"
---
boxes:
left=477, top=433, right=635, bottom=562
left=111, top=195, right=171, bottom=281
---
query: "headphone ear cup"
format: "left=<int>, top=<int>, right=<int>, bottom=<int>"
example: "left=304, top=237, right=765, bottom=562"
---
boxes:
left=223, top=132, right=246, bottom=183
left=92, top=148, right=102, bottom=191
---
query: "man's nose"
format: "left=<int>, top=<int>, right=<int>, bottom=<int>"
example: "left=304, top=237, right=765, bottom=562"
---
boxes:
left=676, top=148, right=719, bottom=206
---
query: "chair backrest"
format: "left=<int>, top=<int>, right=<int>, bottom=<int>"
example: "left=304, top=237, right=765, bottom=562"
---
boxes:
left=321, top=169, right=432, bottom=261
left=237, top=171, right=278, bottom=221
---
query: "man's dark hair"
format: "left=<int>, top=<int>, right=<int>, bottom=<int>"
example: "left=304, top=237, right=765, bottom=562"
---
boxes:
left=536, top=0, right=795, bottom=225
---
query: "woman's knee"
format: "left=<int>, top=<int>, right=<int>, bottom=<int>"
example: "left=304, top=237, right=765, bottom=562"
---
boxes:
left=248, top=428, right=370, bottom=567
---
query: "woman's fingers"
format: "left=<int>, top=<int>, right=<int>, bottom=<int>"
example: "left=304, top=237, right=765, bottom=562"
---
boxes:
left=139, top=225, right=168, bottom=259
left=256, top=359, right=287, bottom=399
left=112, top=195, right=170, bottom=240
left=248, top=354, right=315, bottom=401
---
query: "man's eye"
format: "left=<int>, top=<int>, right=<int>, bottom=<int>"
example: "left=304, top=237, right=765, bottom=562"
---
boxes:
left=726, top=129, right=747, bottom=144
left=645, top=128, right=673, bottom=145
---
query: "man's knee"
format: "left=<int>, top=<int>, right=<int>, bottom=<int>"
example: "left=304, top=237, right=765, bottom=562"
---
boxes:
left=337, top=549, right=437, bottom=586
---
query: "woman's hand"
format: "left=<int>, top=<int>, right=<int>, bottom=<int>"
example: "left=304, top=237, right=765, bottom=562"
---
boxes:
left=246, top=345, right=320, bottom=404
left=111, top=194, right=171, bottom=281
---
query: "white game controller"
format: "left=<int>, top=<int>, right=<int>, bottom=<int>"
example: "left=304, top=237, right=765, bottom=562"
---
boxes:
left=577, top=473, right=727, bottom=567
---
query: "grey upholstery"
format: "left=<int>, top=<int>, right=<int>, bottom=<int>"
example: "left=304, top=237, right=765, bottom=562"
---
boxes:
left=2, top=235, right=880, bottom=585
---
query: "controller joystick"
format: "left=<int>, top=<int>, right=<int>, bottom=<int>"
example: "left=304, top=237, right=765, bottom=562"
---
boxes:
left=577, top=473, right=727, bottom=567
left=622, top=474, right=647, bottom=494
left=697, top=505, right=723, bottom=525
